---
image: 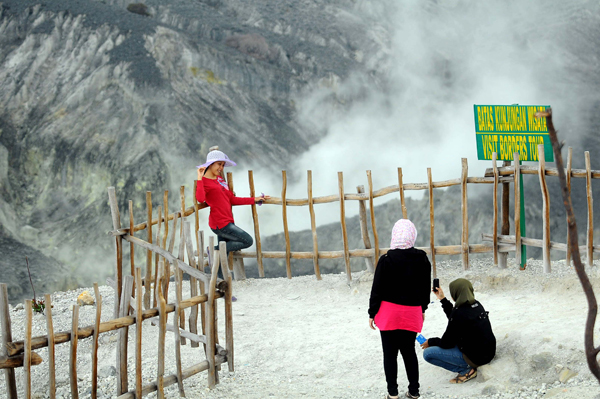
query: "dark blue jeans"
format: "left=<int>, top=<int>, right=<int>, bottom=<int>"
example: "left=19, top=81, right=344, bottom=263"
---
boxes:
left=211, top=223, right=253, bottom=254
left=423, top=345, right=471, bottom=374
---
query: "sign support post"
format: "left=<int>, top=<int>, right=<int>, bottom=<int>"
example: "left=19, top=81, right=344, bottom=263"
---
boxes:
left=519, top=160, right=527, bottom=269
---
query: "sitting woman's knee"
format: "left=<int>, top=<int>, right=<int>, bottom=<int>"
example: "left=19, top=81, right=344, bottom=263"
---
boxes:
left=422, top=347, right=435, bottom=363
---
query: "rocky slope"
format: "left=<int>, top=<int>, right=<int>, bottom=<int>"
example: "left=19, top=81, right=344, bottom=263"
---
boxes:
left=2, top=0, right=600, bottom=301
left=0, top=0, right=382, bottom=301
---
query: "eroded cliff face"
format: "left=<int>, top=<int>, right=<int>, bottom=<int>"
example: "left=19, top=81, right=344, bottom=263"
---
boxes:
left=0, top=0, right=382, bottom=301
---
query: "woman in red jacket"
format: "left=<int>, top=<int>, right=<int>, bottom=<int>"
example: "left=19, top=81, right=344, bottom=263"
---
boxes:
left=195, top=149, right=270, bottom=255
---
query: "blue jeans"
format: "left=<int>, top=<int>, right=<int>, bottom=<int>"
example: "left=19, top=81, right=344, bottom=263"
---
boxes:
left=211, top=223, right=253, bottom=254
left=423, top=345, right=471, bottom=374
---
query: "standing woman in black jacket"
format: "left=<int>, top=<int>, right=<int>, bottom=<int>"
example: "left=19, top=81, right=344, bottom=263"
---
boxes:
left=369, top=219, right=431, bottom=399
left=421, top=278, right=496, bottom=384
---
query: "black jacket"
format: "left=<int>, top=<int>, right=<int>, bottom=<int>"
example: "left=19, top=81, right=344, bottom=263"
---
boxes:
left=368, top=247, right=431, bottom=318
left=428, top=298, right=496, bottom=367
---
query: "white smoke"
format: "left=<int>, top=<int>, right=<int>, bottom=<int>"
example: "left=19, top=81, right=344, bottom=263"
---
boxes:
left=244, top=0, right=598, bottom=232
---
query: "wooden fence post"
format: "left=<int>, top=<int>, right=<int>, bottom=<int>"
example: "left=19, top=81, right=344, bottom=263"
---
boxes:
left=45, top=293, right=56, bottom=399
left=248, top=170, right=265, bottom=277
left=499, top=161, right=511, bottom=269
left=91, top=285, right=101, bottom=399
left=398, top=167, right=408, bottom=219
left=24, top=299, right=32, bottom=399
left=108, top=187, right=123, bottom=318
left=117, top=276, right=134, bottom=395
left=307, top=171, right=321, bottom=280
left=70, top=304, right=80, bottom=399
left=566, top=147, right=573, bottom=266
left=538, top=145, right=551, bottom=273
left=514, top=153, right=522, bottom=265
left=145, top=191, right=153, bottom=310
left=367, top=170, right=380, bottom=267
left=206, top=247, right=219, bottom=388
left=492, top=153, right=499, bottom=267
left=1, top=284, right=18, bottom=399
left=219, top=242, right=235, bottom=372
left=157, top=262, right=167, bottom=399
left=134, top=269, right=143, bottom=399
left=338, top=172, right=351, bottom=281
left=461, top=158, right=469, bottom=270
left=427, top=168, right=436, bottom=277
left=586, top=151, right=594, bottom=267
left=356, top=185, right=375, bottom=273
left=129, top=201, right=135, bottom=284
left=153, top=205, right=163, bottom=308
left=282, top=170, right=292, bottom=278
left=184, top=222, right=200, bottom=348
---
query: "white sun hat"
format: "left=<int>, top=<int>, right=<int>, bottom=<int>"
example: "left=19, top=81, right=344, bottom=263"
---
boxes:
left=196, top=149, right=237, bottom=168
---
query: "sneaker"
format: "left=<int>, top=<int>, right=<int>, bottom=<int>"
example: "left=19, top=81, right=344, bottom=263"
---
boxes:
left=405, top=392, right=420, bottom=399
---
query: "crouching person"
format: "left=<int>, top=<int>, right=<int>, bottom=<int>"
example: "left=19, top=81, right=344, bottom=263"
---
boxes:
left=420, top=278, right=496, bottom=384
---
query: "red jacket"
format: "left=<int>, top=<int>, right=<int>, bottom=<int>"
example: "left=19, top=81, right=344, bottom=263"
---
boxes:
left=196, top=176, right=255, bottom=229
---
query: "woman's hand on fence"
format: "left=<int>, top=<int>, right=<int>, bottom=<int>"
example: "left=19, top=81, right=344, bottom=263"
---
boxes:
left=197, top=167, right=206, bottom=180
left=433, top=286, right=445, bottom=301
left=369, top=318, right=376, bottom=330
left=255, top=194, right=271, bottom=204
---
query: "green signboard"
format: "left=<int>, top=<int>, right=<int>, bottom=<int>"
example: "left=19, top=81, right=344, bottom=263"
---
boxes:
left=474, top=104, right=553, bottom=162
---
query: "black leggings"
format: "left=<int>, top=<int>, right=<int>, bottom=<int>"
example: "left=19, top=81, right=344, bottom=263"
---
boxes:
left=380, top=329, right=419, bottom=397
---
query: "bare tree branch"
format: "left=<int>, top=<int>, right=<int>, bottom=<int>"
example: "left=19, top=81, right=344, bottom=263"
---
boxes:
left=536, top=108, right=600, bottom=382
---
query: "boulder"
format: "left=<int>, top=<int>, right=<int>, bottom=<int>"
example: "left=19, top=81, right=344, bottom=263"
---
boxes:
left=77, top=291, right=95, bottom=306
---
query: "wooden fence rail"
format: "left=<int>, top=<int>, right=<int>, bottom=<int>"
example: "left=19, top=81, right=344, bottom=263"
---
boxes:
left=106, top=148, right=600, bottom=284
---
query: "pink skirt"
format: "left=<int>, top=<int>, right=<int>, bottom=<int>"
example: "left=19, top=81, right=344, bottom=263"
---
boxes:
left=374, top=301, right=423, bottom=332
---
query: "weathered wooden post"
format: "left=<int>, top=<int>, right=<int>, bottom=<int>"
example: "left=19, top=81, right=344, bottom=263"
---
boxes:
left=248, top=170, right=265, bottom=277
left=281, top=170, right=292, bottom=278
left=566, top=147, right=573, bottom=266
left=427, top=168, right=436, bottom=277
left=1, top=284, right=18, bottom=399
left=117, top=276, right=134, bottom=395
left=461, top=158, right=469, bottom=270
left=108, top=187, right=123, bottom=318
left=24, top=299, right=32, bottom=399
left=498, top=161, right=511, bottom=269
left=145, top=191, right=153, bottom=310
left=45, top=293, right=56, bottom=399
left=398, top=167, right=408, bottom=219
left=366, top=170, right=380, bottom=267
left=338, top=172, right=351, bottom=281
left=356, top=185, right=375, bottom=273
left=538, top=145, right=551, bottom=273
left=513, top=153, right=522, bottom=266
left=91, top=285, right=101, bottom=399
left=70, top=304, right=80, bottom=399
left=307, top=171, right=321, bottom=279
left=585, top=151, right=594, bottom=267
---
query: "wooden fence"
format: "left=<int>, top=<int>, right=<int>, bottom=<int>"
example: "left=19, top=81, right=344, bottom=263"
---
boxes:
left=110, top=145, right=598, bottom=286
left=2, top=145, right=599, bottom=397
left=0, top=185, right=235, bottom=398
left=211, top=147, right=597, bottom=279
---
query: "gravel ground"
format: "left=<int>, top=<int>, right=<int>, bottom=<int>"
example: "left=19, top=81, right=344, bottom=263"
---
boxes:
left=2, top=257, right=600, bottom=398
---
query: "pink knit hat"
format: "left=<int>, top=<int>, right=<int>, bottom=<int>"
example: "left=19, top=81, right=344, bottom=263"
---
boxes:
left=390, top=219, right=417, bottom=249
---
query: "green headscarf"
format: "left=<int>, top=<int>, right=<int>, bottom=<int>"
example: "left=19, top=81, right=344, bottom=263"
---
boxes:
left=449, top=278, right=475, bottom=308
